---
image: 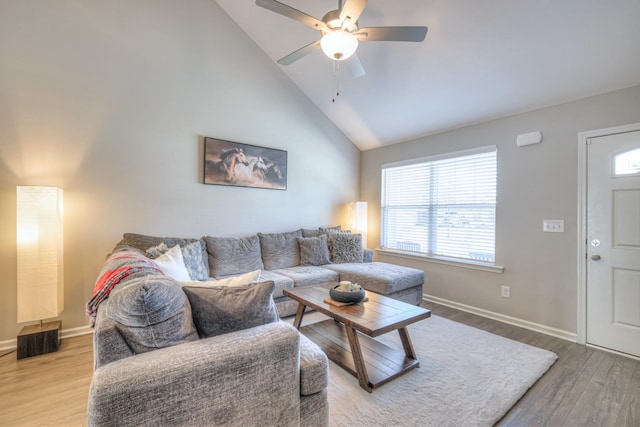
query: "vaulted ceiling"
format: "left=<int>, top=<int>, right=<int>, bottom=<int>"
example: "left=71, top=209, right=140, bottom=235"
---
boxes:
left=216, top=0, right=640, bottom=150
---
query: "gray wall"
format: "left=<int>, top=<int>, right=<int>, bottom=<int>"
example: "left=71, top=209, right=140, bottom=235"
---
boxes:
left=361, top=85, right=640, bottom=334
left=0, top=0, right=359, bottom=344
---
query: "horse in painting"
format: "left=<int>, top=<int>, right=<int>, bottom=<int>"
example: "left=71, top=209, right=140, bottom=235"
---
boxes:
left=217, top=148, right=249, bottom=181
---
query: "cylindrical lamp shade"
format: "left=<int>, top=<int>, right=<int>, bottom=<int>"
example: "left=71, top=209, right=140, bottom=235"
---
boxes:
left=16, top=186, right=64, bottom=323
left=349, top=201, right=368, bottom=249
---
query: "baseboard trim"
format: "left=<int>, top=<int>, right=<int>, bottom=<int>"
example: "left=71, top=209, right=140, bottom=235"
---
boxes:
left=423, top=294, right=578, bottom=343
left=0, top=325, right=93, bottom=353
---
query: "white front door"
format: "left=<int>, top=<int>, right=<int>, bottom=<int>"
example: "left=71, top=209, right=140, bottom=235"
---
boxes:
left=586, top=130, right=640, bottom=358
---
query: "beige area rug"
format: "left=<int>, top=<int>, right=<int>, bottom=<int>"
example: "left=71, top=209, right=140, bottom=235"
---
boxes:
left=301, top=314, right=558, bottom=427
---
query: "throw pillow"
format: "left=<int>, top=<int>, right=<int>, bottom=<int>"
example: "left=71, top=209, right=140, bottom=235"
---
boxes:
left=179, top=240, right=209, bottom=281
left=120, top=233, right=210, bottom=276
left=179, top=269, right=261, bottom=288
left=319, top=225, right=344, bottom=234
left=204, top=235, right=264, bottom=277
left=297, top=235, right=331, bottom=266
left=146, top=241, right=209, bottom=281
left=145, top=242, right=169, bottom=258
left=183, top=281, right=279, bottom=338
left=106, top=275, right=199, bottom=354
left=329, top=233, right=364, bottom=263
left=258, top=230, right=302, bottom=270
left=152, top=245, right=192, bottom=281
left=301, top=228, right=321, bottom=238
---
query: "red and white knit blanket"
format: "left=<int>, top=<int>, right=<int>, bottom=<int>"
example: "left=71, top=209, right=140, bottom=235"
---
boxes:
left=86, top=251, right=163, bottom=327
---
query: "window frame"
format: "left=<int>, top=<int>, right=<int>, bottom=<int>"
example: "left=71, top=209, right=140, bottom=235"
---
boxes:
left=380, top=146, right=502, bottom=272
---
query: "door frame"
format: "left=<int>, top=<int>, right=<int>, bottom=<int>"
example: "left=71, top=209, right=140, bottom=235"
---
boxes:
left=577, top=122, right=640, bottom=345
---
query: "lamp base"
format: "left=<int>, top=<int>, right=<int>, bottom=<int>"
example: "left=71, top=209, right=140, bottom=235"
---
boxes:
left=17, top=321, right=61, bottom=360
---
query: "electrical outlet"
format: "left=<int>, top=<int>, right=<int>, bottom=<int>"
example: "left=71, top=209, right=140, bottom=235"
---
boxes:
left=501, top=286, right=511, bottom=298
left=543, top=220, right=564, bottom=233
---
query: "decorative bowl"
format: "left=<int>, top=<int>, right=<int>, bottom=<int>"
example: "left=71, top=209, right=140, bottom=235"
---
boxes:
left=330, top=285, right=366, bottom=303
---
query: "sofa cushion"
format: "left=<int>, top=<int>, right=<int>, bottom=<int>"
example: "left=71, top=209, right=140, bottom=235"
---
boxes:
left=119, top=233, right=210, bottom=276
left=183, top=281, right=279, bottom=338
left=258, top=270, right=294, bottom=299
left=298, top=235, right=331, bottom=266
left=323, top=262, right=424, bottom=295
left=273, top=266, right=339, bottom=288
left=205, top=234, right=264, bottom=277
left=328, top=233, right=363, bottom=263
left=258, top=230, right=303, bottom=270
left=152, top=245, right=192, bottom=281
left=105, top=275, right=198, bottom=354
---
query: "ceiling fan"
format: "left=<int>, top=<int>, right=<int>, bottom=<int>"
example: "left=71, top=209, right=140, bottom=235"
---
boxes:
left=255, top=0, right=428, bottom=76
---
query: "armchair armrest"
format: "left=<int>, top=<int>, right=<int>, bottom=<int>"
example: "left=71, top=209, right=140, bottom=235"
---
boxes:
left=88, top=322, right=301, bottom=427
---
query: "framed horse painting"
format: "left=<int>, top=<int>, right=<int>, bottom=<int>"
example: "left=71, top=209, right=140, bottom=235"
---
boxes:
left=203, top=137, right=287, bottom=190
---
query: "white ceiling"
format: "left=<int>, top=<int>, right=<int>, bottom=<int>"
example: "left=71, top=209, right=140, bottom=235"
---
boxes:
left=215, top=0, right=640, bottom=150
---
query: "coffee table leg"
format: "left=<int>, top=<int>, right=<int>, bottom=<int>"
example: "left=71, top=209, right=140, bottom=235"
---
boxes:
left=292, top=302, right=306, bottom=330
left=345, top=326, right=372, bottom=393
left=398, top=326, right=417, bottom=360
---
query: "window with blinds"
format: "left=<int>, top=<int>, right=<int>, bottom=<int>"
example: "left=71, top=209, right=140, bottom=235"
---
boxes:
left=381, top=146, right=497, bottom=264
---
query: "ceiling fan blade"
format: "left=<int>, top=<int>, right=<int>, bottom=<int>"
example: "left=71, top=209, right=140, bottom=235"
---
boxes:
left=339, top=0, right=368, bottom=28
left=256, top=0, right=328, bottom=32
left=277, top=40, right=321, bottom=65
left=356, top=26, right=428, bottom=42
left=345, top=54, right=366, bottom=78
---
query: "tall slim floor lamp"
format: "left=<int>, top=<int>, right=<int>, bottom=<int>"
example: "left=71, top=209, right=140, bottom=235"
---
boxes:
left=16, top=186, right=64, bottom=359
left=349, top=201, right=368, bottom=249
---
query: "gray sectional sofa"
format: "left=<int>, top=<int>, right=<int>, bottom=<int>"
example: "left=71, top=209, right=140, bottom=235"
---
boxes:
left=87, top=227, right=424, bottom=426
left=111, top=227, right=424, bottom=317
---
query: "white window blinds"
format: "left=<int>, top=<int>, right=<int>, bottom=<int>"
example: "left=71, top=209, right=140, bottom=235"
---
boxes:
left=381, top=146, right=497, bottom=263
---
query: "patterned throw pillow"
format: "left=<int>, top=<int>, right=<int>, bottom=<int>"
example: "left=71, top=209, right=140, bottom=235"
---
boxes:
left=182, top=281, right=279, bottom=338
left=297, top=235, right=331, bottom=266
left=329, top=233, right=364, bottom=264
left=146, top=241, right=209, bottom=281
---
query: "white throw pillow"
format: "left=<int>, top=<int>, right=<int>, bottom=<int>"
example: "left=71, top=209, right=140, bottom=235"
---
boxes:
left=180, top=270, right=261, bottom=288
left=153, top=245, right=192, bottom=281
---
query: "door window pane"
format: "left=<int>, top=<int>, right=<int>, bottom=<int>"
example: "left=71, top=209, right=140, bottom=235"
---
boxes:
left=614, top=148, right=640, bottom=176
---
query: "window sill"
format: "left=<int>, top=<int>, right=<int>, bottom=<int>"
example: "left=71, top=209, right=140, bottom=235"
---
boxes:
left=375, top=248, right=505, bottom=274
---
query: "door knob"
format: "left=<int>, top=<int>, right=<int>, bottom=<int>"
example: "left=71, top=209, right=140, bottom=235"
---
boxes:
left=591, top=254, right=601, bottom=261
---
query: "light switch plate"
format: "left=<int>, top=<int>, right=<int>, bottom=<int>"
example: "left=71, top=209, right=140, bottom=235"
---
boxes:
left=543, top=220, right=564, bottom=232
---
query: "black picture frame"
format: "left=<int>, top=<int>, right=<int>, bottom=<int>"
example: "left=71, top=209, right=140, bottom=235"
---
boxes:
left=203, top=137, right=287, bottom=190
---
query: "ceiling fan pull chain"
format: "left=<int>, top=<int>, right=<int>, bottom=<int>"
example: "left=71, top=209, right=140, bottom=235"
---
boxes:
left=333, top=60, right=340, bottom=103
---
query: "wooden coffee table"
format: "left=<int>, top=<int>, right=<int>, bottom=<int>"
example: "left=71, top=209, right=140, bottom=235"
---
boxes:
left=284, top=284, right=431, bottom=392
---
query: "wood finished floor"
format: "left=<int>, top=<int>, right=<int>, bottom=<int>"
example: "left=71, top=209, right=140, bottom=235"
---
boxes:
left=0, top=302, right=638, bottom=426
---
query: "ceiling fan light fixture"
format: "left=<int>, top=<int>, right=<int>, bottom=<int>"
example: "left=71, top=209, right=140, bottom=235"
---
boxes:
left=320, top=30, right=358, bottom=61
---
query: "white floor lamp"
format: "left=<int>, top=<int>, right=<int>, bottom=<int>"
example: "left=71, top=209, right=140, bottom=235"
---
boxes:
left=349, top=201, right=368, bottom=249
left=16, top=186, right=64, bottom=359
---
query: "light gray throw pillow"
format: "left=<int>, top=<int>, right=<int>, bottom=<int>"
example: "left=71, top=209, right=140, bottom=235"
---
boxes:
left=106, top=275, right=198, bottom=354
left=329, top=233, right=364, bottom=263
left=182, top=281, right=279, bottom=338
left=258, top=230, right=302, bottom=270
left=297, top=235, right=331, bottom=266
